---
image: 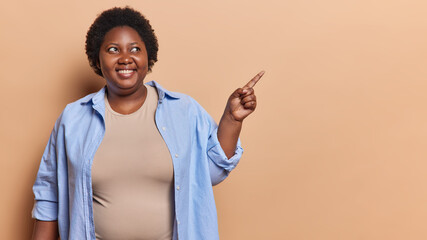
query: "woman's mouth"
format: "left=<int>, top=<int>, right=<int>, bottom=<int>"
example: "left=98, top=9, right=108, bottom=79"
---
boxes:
left=116, top=69, right=136, bottom=78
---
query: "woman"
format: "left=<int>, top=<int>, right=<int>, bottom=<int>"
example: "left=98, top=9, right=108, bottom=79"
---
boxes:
left=32, top=7, right=264, bottom=240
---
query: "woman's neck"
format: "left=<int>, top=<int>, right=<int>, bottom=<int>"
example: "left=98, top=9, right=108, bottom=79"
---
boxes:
left=106, top=84, right=148, bottom=115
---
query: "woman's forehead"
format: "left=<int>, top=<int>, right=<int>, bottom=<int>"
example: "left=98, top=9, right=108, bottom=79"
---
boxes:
left=102, top=26, right=144, bottom=45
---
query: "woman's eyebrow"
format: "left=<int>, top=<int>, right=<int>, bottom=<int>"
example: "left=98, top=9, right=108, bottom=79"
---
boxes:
left=105, top=42, right=140, bottom=46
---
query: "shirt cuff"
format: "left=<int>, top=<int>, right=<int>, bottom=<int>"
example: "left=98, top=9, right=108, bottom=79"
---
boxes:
left=32, top=200, right=58, bottom=221
left=207, top=128, right=244, bottom=172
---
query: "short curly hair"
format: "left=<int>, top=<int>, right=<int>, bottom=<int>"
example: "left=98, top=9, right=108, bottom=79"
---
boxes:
left=85, top=7, right=159, bottom=76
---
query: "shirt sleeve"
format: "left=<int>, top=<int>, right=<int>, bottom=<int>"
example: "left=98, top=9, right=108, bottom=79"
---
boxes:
left=31, top=116, right=62, bottom=221
left=205, top=116, right=244, bottom=186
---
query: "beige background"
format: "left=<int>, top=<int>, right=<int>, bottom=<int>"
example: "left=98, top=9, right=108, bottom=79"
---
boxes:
left=1, top=0, right=427, bottom=239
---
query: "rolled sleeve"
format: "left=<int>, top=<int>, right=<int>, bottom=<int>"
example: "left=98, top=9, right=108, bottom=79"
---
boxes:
left=32, top=200, right=58, bottom=221
left=207, top=127, right=243, bottom=185
left=32, top=119, right=60, bottom=221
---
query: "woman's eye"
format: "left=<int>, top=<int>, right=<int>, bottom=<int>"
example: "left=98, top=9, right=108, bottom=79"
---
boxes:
left=107, top=47, right=118, bottom=53
left=130, top=47, right=140, bottom=53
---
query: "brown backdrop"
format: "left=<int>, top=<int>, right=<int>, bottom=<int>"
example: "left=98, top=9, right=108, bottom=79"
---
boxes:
left=1, top=0, right=427, bottom=239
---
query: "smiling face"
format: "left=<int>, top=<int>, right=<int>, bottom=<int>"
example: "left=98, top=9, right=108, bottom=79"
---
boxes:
left=98, top=26, right=149, bottom=97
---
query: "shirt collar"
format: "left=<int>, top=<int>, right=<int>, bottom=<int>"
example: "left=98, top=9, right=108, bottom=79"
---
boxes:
left=146, top=80, right=180, bottom=103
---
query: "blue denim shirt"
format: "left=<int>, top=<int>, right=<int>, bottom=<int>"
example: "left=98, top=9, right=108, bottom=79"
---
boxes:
left=32, top=81, right=243, bottom=240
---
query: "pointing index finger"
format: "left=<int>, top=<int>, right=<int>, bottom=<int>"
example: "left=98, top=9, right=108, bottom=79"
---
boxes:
left=244, top=70, right=265, bottom=88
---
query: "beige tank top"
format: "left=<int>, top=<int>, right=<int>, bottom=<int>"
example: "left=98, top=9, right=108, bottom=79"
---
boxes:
left=92, top=85, right=174, bottom=240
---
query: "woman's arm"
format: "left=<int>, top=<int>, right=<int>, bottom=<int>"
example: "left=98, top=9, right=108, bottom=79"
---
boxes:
left=32, top=220, right=59, bottom=240
left=217, top=71, right=264, bottom=158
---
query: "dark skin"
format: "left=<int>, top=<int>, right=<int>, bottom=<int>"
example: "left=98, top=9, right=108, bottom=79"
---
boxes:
left=217, top=70, right=264, bottom=158
left=98, top=26, right=149, bottom=114
left=32, top=220, right=58, bottom=240
left=32, top=26, right=264, bottom=239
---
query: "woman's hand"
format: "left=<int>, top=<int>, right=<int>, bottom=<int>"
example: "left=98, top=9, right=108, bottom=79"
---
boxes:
left=224, top=71, right=265, bottom=122
left=217, top=71, right=265, bottom=158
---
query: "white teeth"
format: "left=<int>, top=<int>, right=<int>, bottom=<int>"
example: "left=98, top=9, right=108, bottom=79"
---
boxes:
left=118, top=69, right=134, bottom=74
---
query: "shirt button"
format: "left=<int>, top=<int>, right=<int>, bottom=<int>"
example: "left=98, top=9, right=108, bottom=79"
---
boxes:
left=162, top=127, right=166, bottom=131
left=175, top=154, right=179, bottom=158
left=177, top=220, right=181, bottom=225
left=176, top=185, right=180, bottom=190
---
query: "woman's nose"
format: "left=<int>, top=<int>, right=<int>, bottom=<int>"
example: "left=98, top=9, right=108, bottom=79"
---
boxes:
left=118, top=53, right=133, bottom=64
